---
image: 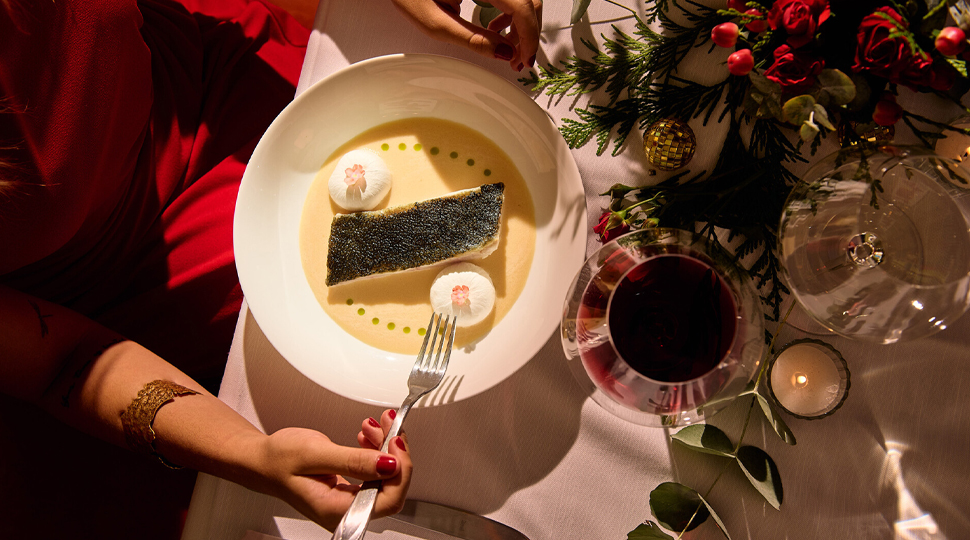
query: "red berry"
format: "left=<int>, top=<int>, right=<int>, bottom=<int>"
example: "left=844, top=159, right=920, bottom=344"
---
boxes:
left=728, top=49, right=755, bottom=75
left=936, top=27, right=967, bottom=56
left=712, top=22, right=739, bottom=48
left=744, top=9, right=767, bottom=33
left=872, top=94, right=903, bottom=127
left=727, top=0, right=747, bottom=11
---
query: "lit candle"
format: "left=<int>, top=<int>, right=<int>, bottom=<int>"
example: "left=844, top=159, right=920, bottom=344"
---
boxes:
left=768, top=340, right=848, bottom=419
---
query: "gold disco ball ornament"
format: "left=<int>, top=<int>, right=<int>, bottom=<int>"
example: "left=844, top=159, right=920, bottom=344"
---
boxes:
left=643, top=118, right=696, bottom=171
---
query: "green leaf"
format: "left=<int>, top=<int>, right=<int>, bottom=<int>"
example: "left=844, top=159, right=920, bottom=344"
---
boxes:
left=748, top=71, right=781, bottom=96
left=627, top=521, right=674, bottom=540
left=736, top=446, right=784, bottom=510
left=754, top=392, right=797, bottom=445
left=698, top=492, right=732, bottom=540
left=816, top=69, right=856, bottom=106
left=783, top=95, right=815, bottom=126
left=478, top=5, right=502, bottom=27
left=571, top=0, right=592, bottom=24
left=799, top=120, right=820, bottom=142
left=947, top=57, right=968, bottom=78
left=649, top=482, right=709, bottom=532
left=670, top=424, right=736, bottom=457
left=812, top=104, right=835, bottom=131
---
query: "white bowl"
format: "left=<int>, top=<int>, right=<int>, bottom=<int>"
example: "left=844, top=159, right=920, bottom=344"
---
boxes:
left=234, top=54, right=587, bottom=407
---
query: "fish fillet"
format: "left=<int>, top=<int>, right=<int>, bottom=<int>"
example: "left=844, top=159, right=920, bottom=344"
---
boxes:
left=326, top=182, right=505, bottom=286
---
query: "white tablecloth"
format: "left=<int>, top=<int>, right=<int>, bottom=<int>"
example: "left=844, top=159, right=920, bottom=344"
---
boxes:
left=181, top=1, right=970, bottom=539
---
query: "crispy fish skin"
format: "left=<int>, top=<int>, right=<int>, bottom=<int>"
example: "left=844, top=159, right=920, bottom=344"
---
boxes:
left=326, top=182, right=505, bottom=286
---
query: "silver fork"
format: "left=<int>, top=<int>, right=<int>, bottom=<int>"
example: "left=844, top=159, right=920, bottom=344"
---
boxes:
left=331, top=312, right=457, bottom=540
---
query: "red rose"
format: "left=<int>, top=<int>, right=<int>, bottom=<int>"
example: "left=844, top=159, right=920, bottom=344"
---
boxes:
left=764, top=44, right=824, bottom=93
left=852, top=7, right=934, bottom=88
left=767, top=0, right=830, bottom=48
left=593, top=210, right=630, bottom=243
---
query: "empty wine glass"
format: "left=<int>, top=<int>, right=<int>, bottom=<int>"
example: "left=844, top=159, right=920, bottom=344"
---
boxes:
left=561, top=228, right=765, bottom=427
left=778, top=145, right=970, bottom=343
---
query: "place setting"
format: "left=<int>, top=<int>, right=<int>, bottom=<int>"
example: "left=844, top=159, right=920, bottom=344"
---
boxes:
left=184, top=1, right=970, bottom=539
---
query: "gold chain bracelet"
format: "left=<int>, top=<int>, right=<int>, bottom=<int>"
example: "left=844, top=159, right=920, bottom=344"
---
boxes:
left=120, top=380, right=199, bottom=469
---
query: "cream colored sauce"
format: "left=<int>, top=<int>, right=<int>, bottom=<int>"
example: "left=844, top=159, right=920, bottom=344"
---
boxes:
left=299, top=118, right=536, bottom=354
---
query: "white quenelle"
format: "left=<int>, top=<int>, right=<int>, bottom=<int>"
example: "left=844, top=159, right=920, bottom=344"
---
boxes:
left=430, top=263, right=496, bottom=327
left=327, top=149, right=392, bottom=211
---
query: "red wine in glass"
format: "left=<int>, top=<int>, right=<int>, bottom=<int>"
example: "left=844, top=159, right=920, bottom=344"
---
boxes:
left=576, top=252, right=739, bottom=414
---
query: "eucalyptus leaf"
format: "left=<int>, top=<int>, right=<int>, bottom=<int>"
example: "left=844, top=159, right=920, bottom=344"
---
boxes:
left=571, top=0, right=592, bottom=24
left=799, top=121, right=820, bottom=142
left=754, top=392, right=797, bottom=445
left=748, top=71, right=781, bottom=96
left=813, top=104, right=835, bottom=130
left=627, top=521, right=674, bottom=540
left=736, top=446, right=784, bottom=510
left=846, top=74, right=872, bottom=111
left=600, top=183, right=638, bottom=197
left=671, top=424, right=736, bottom=457
left=478, top=5, right=502, bottom=27
left=649, top=482, right=709, bottom=532
left=697, top=492, right=732, bottom=540
left=783, top=95, right=816, bottom=126
left=761, top=95, right=783, bottom=120
left=816, top=69, right=856, bottom=107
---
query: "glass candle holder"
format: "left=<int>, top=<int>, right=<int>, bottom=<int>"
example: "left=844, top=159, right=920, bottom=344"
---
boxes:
left=766, top=338, right=850, bottom=420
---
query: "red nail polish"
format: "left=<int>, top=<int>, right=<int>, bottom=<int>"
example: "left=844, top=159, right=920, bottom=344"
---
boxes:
left=367, top=417, right=380, bottom=428
left=494, top=43, right=514, bottom=61
left=516, top=63, right=524, bottom=72
left=394, top=436, right=407, bottom=452
left=388, top=409, right=396, bottom=420
left=528, top=55, right=536, bottom=67
left=376, top=455, right=397, bottom=475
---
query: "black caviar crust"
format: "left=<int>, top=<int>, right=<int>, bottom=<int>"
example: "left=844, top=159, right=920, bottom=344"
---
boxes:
left=326, top=183, right=505, bottom=286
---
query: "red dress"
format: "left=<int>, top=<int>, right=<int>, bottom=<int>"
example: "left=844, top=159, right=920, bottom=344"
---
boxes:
left=0, top=0, right=308, bottom=537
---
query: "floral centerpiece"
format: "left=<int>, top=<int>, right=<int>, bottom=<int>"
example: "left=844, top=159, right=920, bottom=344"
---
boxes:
left=521, top=0, right=970, bottom=538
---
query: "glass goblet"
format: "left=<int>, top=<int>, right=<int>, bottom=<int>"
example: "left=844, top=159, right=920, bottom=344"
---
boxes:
left=778, top=145, right=970, bottom=343
left=561, top=228, right=765, bottom=427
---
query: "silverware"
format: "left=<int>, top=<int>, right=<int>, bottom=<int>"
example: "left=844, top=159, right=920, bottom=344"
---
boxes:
left=384, top=500, right=530, bottom=540
left=331, top=312, right=457, bottom=540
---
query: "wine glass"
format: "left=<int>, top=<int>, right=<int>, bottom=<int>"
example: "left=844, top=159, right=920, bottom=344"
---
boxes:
left=561, top=228, right=765, bottom=427
left=778, top=145, right=970, bottom=343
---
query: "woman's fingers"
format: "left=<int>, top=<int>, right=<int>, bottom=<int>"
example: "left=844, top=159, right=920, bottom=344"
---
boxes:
left=373, top=435, right=413, bottom=517
left=391, top=0, right=541, bottom=69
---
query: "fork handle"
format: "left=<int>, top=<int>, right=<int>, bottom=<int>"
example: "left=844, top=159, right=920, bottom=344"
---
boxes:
left=329, top=394, right=420, bottom=540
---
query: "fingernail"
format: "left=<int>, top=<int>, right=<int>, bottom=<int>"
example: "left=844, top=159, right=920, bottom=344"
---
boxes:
left=367, top=417, right=380, bottom=428
left=494, top=43, right=514, bottom=61
left=516, top=63, right=524, bottom=72
left=388, top=409, right=396, bottom=420
left=528, top=55, right=536, bottom=67
left=376, top=455, right=397, bottom=475
left=394, top=436, right=407, bottom=452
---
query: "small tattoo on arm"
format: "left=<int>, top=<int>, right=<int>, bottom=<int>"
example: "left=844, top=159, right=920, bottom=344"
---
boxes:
left=27, top=299, right=52, bottom=338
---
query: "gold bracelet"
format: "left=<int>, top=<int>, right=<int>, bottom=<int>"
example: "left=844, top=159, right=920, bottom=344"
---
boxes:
left=120, top=380, right=200, bottom=469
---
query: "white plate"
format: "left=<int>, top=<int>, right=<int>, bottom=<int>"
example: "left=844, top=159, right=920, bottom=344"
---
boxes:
left=234, top=54, right=587, bottom=407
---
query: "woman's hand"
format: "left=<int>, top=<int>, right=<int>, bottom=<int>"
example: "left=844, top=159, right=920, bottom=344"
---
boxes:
left=252, top=413, right=412, bottom=530
left=391, top=0, right=542, bottom=71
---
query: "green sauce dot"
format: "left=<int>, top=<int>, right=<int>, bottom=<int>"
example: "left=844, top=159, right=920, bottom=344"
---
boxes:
left=387, top=322, right=396, bottom=330
left=381, top=143, right=389, bottom=151
left=403, top=327, right=411, bottom=334
left=398, top=143, right=407, bottom=150
left=418, top=328, right=427, bottom=336
left=484, top=169, right=492, bottom=176
left=413, top=144, right=422, bottom=151
left=430, top=147, right=440, bottom=155
left=467, top=159, right=475, bottom=166
left=372, top=318, right=380, bottom=325
left=450, top=151, right=458, bottom=159
left=346, top=298, right=354, bottom=305
left=357, top=308, right=365, bottom=316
